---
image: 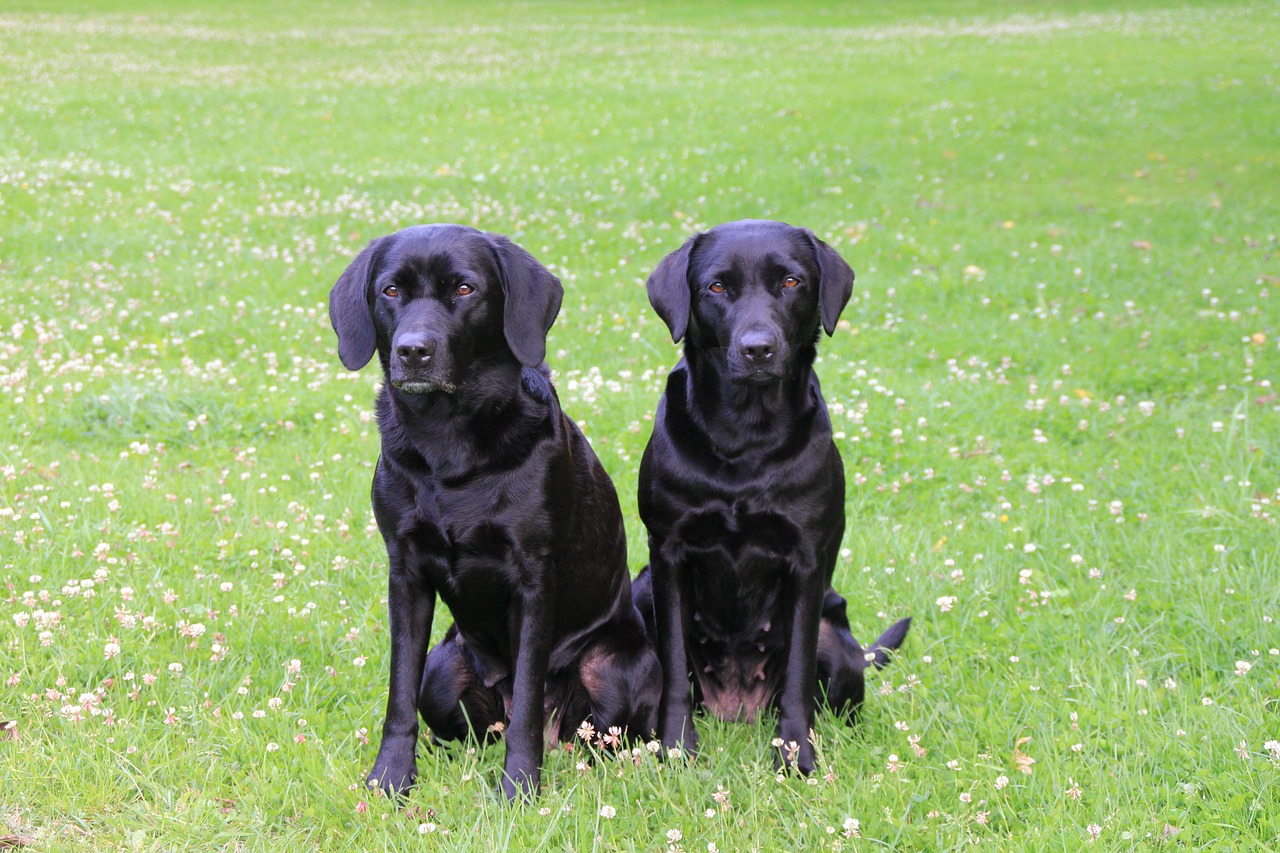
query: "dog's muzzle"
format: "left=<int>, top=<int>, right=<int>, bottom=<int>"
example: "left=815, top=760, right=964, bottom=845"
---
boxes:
left=729, top=330, right=786, bottom=383
left=391, top=333, right=451, bottom=393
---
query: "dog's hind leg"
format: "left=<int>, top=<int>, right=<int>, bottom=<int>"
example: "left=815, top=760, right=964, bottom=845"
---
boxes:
left=418, top=628, right=506, bottom=746
left=630, top=566, right=656, bottom=637
left=574, top=630, right=662, bottom=744
left=815, top=590, right=911, bottom=720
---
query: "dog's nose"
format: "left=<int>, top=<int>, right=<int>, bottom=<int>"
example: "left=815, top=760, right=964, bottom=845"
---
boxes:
left=738, top=332, right=776, bottom=364
left=395, top=337, right=436, bottom=368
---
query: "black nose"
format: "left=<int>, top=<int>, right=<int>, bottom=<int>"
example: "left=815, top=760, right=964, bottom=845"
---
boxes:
left=738, top=331, right=776, bottom=364
left=395, top=336, right=437, bottom=368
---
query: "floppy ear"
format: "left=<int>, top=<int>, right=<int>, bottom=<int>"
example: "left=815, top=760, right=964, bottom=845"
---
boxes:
left=646, top=234, right=698, bottom=343
left=329, top=237, right=386, bottom=371
left=489, top=234, right=563, bottom=368
left=805, top=230, right=855, bottom=336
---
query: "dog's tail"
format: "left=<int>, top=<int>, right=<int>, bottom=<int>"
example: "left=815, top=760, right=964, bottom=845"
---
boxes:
left=864, top=617, right=911, bottom=671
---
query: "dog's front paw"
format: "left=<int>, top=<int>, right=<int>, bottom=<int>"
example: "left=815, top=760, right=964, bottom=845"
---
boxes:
left=498, top=764, right=539, bottom=803
left=659, top=714, right=699, bottom=759
left=367, top=743, right=418, bottom=801
left=772, top=729, right=815, bottom=776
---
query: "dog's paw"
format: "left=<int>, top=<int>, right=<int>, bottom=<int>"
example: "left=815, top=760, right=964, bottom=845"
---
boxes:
left=772, top=729, right=815, bottom=776
left=498, top=765, right=540, bottom=803
left=366, top=749, right=418, bottom=801
left=659, top=716, right=699, bottom=760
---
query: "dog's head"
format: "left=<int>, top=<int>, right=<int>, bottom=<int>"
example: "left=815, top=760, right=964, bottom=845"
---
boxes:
left=328, top=225, right=563, bottom=394
left=646, top=220, right=854, bottom=384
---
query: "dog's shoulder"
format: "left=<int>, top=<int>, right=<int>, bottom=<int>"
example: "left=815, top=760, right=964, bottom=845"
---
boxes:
left=652, top=359, right=692, bottom=424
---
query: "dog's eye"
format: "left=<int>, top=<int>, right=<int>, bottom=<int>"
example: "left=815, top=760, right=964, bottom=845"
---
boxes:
left=455, top=283, right=475, bottom=296
left=382, top=285, right=400, bottom=298
left=708, top=282, right=726, bottom=294
left=783, top=276, right=801, bottom=288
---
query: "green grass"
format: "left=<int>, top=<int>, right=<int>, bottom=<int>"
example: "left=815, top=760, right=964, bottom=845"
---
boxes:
left=2, top=0, right=1278, bottom=849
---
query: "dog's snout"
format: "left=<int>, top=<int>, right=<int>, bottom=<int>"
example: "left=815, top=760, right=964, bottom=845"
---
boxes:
left=738, top=331, right=777, bottom=364
left=396, top=336, right=437, bottom=368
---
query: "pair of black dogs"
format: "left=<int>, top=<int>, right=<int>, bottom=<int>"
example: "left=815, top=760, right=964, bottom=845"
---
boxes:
left=329, top=220, right=911, bottom=802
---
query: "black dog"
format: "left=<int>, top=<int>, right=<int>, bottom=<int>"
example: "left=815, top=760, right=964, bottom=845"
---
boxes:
left=330, top=224, right=660, bottom=801
left=634, top=219, right=911, bottom=773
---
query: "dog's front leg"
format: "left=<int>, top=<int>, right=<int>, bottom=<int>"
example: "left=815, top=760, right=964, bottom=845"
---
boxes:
left=501, top=581, right=553, bottom=802
left=776, top=570, right=823, bottom=775
left=368, top=561, right=435, bottom=799
left=651, top=542, right=698, bottom=757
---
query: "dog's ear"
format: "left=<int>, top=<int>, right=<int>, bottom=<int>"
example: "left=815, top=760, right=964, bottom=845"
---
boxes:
left=805, top=230, right=855, bottom=336
left=490, top=234, right=563, bottom=368
left=329, top=237, right=386, bottom=371
left=646, top=234, right=699, bottom=343
left=865, top=617, right=911, bottom=671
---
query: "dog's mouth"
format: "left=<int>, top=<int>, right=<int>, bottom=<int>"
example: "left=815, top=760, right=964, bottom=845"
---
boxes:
left=388, top=353, right=454, bottom=396
left=390, top=378, right=455, bottom=395
left=729, top=366, right=786, bottom=386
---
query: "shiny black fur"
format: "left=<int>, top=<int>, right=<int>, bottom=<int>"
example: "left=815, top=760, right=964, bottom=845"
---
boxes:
left=634, top=219, right=911, bottom=773
left=330, top=224, right=659, bottom=802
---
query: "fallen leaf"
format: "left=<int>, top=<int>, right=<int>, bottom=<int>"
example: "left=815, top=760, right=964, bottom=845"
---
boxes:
left=1132, top=240, right=1152, bottom=251
left=1014, top=736, right=1035, bottom=774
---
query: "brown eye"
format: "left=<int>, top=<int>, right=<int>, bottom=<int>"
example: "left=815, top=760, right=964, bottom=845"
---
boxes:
left=456, top=283, right=475, bottom=296
left=708, top=282, right=726, bottom=294
left=783, top=276, right=801, bottom=288
left=382, top=285, right=400, bottom=298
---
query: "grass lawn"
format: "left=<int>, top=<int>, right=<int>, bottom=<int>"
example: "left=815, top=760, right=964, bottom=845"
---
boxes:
left=1, top=0, right=1278, bottom=849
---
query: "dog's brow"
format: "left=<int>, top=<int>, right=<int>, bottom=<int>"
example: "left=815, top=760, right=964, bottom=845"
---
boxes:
left=449, top=267, right=485, bottom=282
left=398, top=254, right=483, bottom=287
left=422, top=255, right=460, bottom=277
left=758, top=254, right=803, bottom=280
left=390, top=266, right=420, bottom=288
left=699, top=255, right=747, bottom=283
left=428, top=252, right=490, bottom=282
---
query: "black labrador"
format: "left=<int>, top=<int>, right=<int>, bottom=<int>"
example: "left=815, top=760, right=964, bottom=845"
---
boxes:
left=329, top=224, right=660, bottom=801
left=633, top=219, right=911, bottom=774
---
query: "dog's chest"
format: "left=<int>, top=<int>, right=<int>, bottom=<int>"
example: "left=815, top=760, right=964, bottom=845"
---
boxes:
left=675, top=501, right=799, bottom=628
left=673, top=500, right=800, bottom=718
left=682, top=505, right=792, bottom=722
left=676, top=499, right=800, bottom=568
left=398, top=482, right=525, bottom=601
